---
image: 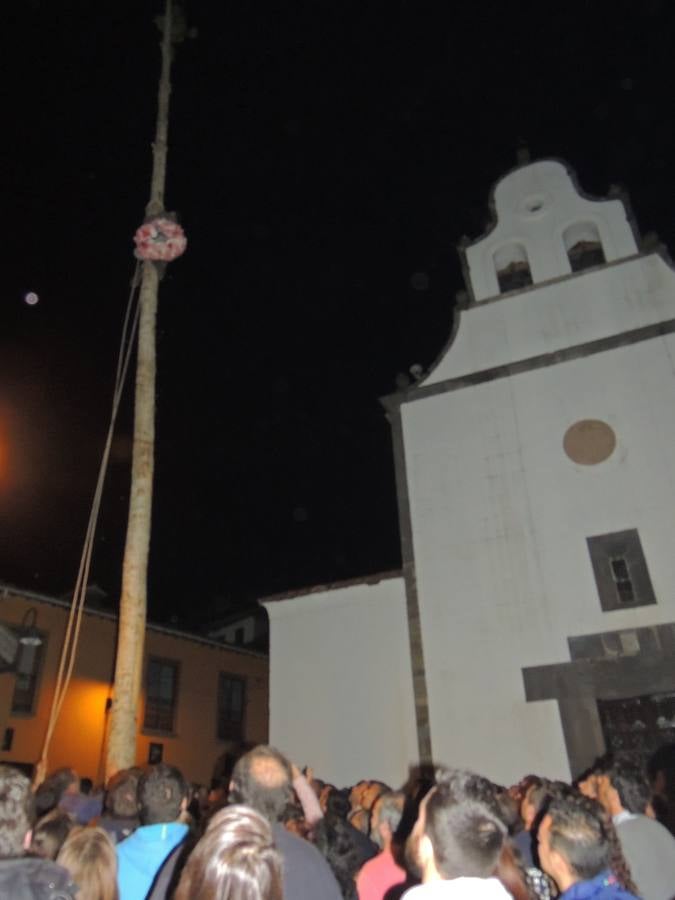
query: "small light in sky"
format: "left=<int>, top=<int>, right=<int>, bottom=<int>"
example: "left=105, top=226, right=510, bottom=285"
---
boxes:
left=24, top=292, right=39, bottom=306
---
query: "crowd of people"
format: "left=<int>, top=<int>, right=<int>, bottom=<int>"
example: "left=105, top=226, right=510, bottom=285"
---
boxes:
left=1, top=742, right=674, bottom=899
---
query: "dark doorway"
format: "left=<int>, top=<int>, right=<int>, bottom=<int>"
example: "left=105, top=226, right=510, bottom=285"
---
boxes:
left=598, top=693, right=675, bottom=759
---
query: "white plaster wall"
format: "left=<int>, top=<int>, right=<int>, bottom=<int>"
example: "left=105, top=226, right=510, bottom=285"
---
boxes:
left=464, top=160, right=638, bottom=301
left=425, top=254, right=675, bottom=387
left=263, top=576, right=418, bottom=788
left=402, top=332, right=675, bottom=786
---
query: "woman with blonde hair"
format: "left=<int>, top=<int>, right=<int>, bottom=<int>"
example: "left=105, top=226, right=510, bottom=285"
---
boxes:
left=174, top=804, right=283, bottom=900
left=57, top=826, right=119, bottom=900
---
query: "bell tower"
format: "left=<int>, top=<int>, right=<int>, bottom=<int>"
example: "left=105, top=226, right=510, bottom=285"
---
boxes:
left=461, top=159, right=638, bottom=303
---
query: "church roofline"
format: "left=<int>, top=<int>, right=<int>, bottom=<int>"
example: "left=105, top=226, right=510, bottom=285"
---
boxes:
left=459, top=157, right=641, bottom=255
left=379, top=159, right=674, bottom=417
left=381, top=305, right=675, bottom=413
left=457, top=157, right=644, bottom=307
left=258, top=569, right=403, bottom=605
left=380, top=246, right=675, bottom=415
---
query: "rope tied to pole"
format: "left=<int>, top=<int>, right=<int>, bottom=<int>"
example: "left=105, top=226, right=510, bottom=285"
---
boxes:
left=34, top=263, right=142, bottom=787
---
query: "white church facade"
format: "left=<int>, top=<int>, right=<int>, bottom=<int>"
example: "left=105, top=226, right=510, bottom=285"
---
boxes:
left=262, top=159, right=675, bottom=789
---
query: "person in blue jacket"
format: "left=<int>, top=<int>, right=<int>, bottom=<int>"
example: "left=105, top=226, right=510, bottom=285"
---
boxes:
left=537, top=793, right=641, bottom=900
left=116, top=763, right=189, bottom=900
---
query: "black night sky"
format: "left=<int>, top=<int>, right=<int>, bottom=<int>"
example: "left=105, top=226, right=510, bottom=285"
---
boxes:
left=1, top=0, right=674, bottom=626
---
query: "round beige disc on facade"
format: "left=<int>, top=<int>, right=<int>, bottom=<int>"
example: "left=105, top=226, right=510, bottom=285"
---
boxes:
left=563, top=419, right=616, bottom=465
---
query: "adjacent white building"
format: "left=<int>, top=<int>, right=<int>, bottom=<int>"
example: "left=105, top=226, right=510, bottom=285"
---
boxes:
left=262, top=159, right=675, bottom=789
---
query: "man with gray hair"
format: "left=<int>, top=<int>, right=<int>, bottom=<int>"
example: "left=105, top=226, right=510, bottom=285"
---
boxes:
left=229, top=744, right=341, bottom=900
left=357, top=790, right=407, bottom=900
left=0, top=765, right=77, bottom=899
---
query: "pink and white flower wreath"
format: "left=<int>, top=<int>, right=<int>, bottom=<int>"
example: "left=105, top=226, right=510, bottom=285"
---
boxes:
left=134, top=217, right=187, bottom=262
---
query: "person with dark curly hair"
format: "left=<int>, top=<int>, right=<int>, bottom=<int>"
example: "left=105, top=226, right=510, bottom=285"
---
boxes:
left=29, top=811, right=75, bottom=861
left=315, top=813, right=364, bottom=900
left=0, top=765, right=78, bottom=899
left=33, top=768, right=79, bottom=819
left=96, top=768, right=142, bottom=845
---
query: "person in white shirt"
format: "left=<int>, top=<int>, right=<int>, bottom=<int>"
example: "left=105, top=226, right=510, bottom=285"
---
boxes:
left=402, top=780, right=512, bottom=899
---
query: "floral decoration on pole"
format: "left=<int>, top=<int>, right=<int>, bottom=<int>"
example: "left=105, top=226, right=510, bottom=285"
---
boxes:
left=133, top=216, right=187, bottom=262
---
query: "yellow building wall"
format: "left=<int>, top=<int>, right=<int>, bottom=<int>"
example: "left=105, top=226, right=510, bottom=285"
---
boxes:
left=0, top=589, right=268, bottom=785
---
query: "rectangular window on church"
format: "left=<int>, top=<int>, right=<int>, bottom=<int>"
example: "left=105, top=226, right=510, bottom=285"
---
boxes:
left=587, top=529, right=656, bottom=612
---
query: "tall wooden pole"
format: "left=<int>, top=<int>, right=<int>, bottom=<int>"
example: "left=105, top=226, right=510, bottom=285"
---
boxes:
left=106, top=0, right=174, bottom=779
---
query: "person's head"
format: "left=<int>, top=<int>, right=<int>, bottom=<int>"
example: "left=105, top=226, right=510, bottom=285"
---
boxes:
left=348, top=807, right=370, bottom=835
left=408, top=783, right=505, bottom=883
left=370, top=791, right=405, bottom=849
left=314, top=814, right=363, bottom=899
left=509, top=775, right=540, bottom=806
left=175, top=804, right=283, bottom=900
left=648, top=742, right=675, bottom=798
left=435, top=768, right=498, bottom=808
left=325, top=789, right=351, bottom=821
left=0, top=765, right=35, bottom=857
left=30, top=811, right=74, bottom=860
left=361, top=781, right=389, bottom=813
left=537, top=794, right=610, bottom=892
left=80, top=778, right=93, bottom=796
left=106, top=767, right=142, bottom=819
left=522, top=779, right=552, bottom=831
left=34, top=767, right=79, bottom=818
left=513, top=776, right=542, bottom=829
left=57, top=826, right=118, bottom=900
left=60, top=769, right=81, bottom=796
left=283, top=811, right=311, bottom=840
left=137, top=764, right=188, bottom=826
left=596, top=755, right=650, bottom=816
left=349, top=780, right=370, bottom=811
left=319, top=784, right=336, bottom=814
left=229, top=746, right=293, bottom=824
left=434, top=767, right=515, bottom=831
